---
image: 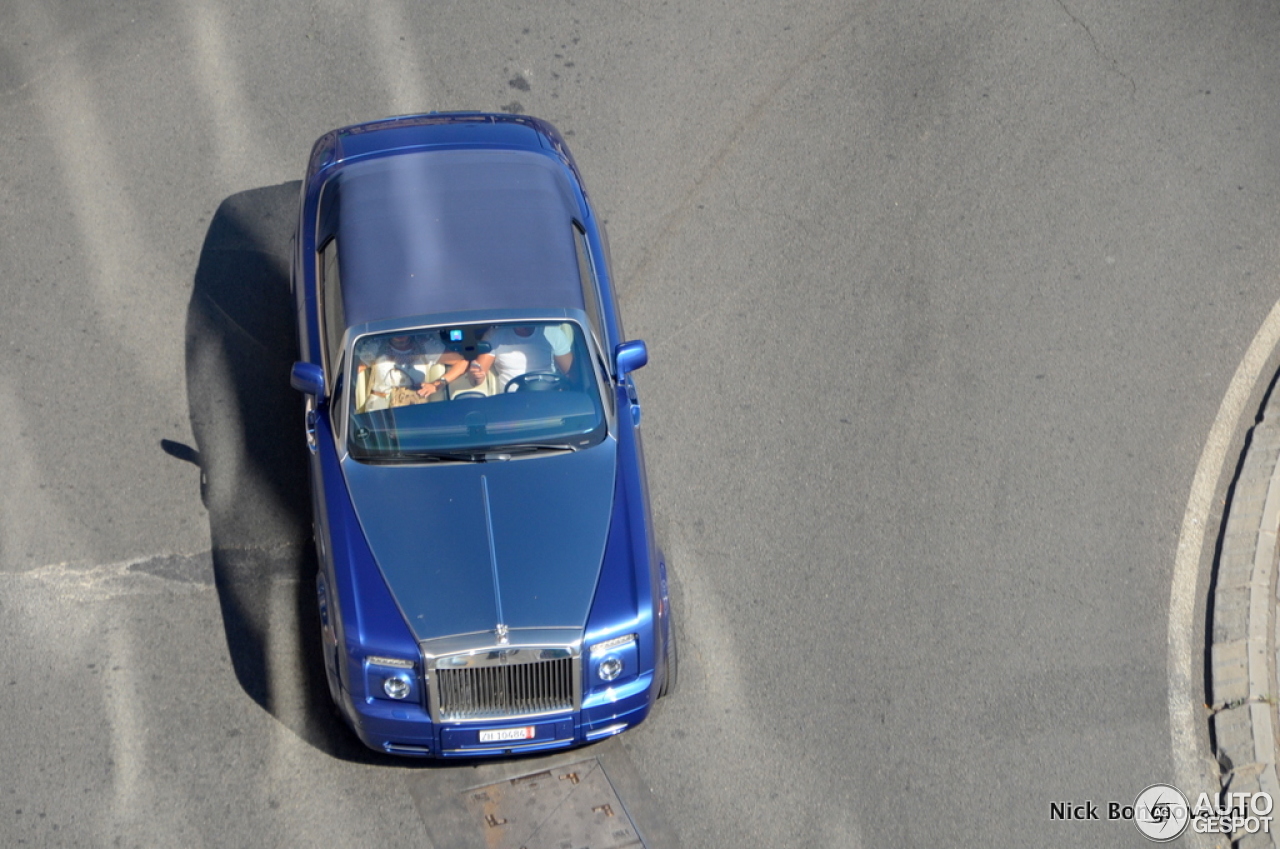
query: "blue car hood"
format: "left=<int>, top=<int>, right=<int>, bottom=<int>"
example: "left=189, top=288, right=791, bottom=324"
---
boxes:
left=341, top=444, right=617, bottom=642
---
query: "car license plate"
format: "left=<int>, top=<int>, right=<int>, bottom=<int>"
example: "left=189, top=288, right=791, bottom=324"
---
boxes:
left=479, top=726, right=536, bottom=743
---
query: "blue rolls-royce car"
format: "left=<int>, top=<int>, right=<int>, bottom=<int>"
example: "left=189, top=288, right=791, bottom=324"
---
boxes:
left=288, top=112, right=673, bottom=758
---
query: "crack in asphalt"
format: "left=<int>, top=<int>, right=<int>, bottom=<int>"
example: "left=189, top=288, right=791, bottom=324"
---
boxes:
left=1055, top=0, right=1138, bottom=98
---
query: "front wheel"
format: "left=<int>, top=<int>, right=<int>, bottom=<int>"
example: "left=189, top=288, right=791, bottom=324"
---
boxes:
left=317, top=576, right=342, bottom=707
left=658, top=606, right=678, bottom=698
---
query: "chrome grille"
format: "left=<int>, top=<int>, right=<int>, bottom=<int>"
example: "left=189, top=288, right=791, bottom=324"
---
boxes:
left=435, top=655, right=575, bottom=721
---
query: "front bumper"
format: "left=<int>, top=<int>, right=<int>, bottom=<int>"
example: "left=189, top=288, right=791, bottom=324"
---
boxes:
left=339, top=673, right=654, bottom=757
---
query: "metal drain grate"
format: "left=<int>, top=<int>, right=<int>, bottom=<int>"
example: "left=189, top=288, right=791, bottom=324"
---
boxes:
left=462, top=758, right=644, bottom=849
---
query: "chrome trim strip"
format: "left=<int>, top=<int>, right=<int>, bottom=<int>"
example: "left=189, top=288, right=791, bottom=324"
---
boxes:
left=586, top=722, right=628, bottom=741
left=420, top=628, right=583, bottom=658
left=442, top=737, right=572, bottom=754
left=431, top=646, right=572, bottom=670
left=383, top=743, right=432, bottom=755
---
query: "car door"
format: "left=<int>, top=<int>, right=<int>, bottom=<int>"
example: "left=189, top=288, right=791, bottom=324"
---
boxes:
left=308, top=234, right=349, bottom=695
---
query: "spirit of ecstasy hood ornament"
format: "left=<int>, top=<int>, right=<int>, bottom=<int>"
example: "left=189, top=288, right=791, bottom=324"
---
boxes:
left=495, top=623, right=509, bottom=645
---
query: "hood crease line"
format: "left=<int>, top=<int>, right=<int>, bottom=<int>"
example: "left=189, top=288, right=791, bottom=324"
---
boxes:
left=481, top=474, right=504, bottom=628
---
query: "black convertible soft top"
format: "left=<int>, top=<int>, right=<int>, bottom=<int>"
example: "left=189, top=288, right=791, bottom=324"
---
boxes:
left=331, top=147, right=587, bottom=328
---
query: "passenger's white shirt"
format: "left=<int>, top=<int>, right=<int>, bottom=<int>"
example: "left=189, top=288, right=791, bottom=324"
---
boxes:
left=485, top=325, right=572, bottom=390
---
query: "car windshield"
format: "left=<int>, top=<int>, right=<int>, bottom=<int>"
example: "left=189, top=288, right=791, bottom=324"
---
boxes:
left=346, top=320, right=607, bottom=461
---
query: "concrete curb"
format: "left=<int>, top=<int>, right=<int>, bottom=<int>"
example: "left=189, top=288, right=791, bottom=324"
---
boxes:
left=1210, top=381, right=1280, bottom=849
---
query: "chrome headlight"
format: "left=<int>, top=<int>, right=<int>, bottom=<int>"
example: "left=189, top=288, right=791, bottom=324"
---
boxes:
left=383, top=675, right=411, bottom=700
left=588, top=634, right=637, bottom=685
left=598, top=657, right=624, bottom=681
left=366, top=656, right=417, bottom=702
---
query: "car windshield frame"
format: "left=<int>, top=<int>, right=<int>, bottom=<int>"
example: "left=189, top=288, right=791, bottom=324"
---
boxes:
left=341, top=316, right=611, bottom=463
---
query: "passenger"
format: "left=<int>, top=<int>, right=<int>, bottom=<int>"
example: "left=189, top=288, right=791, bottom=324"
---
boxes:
left=357, top=333, right=467, bottom=410
left=466, top=323, right=574, bottom=392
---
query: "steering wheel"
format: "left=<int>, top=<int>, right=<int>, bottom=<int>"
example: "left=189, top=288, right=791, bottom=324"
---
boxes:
left=505, top=372, right=569, bottom=393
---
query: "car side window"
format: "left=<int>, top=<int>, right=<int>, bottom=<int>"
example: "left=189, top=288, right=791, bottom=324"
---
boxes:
left=329, top=353, right=345, bottom=437
left=573, top=224, right=606, bottom=350
left=320, top=237, right=345, bottom=382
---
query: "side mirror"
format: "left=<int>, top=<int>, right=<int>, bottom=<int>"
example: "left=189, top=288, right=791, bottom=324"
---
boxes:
left=614, top=340, right=649, bottom=376
left=291, top=361, right=326, bottom=398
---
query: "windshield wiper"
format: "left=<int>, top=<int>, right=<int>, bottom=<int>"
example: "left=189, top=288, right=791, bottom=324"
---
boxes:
left=362, top=444, right=579, bottom=464
left=367, top=450, right=484, bottom=464
left=488, top=442, right=580, bottom=456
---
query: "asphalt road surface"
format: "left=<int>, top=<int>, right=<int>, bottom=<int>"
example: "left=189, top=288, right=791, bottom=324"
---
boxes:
left=2, top=2, right=1279, bottom=847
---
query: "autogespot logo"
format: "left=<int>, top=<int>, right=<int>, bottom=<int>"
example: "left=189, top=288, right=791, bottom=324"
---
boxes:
left=1050, top=784, right=1273, bottom=839
left=1133, top=784, right=1190, bottom=842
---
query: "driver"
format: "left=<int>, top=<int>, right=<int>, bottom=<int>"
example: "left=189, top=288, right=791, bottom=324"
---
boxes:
left=467, top=323, right=573, bottom=392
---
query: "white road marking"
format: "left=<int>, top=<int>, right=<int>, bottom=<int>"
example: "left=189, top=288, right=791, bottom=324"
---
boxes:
left=364, top=0, right=433, bottom=116
left=13, top=0, right=172, bottom=388
left=179, top=0, right=291, bottom=189
left=1170, top=297, right=1280, bottom=848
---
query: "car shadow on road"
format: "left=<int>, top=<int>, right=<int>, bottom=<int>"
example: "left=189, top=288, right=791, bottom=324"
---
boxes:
left=184, top=183, right=401, bottom=765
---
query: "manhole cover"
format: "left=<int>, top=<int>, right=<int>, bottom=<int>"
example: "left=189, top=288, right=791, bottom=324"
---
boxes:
left=462, top=758, right=645, bottom=849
